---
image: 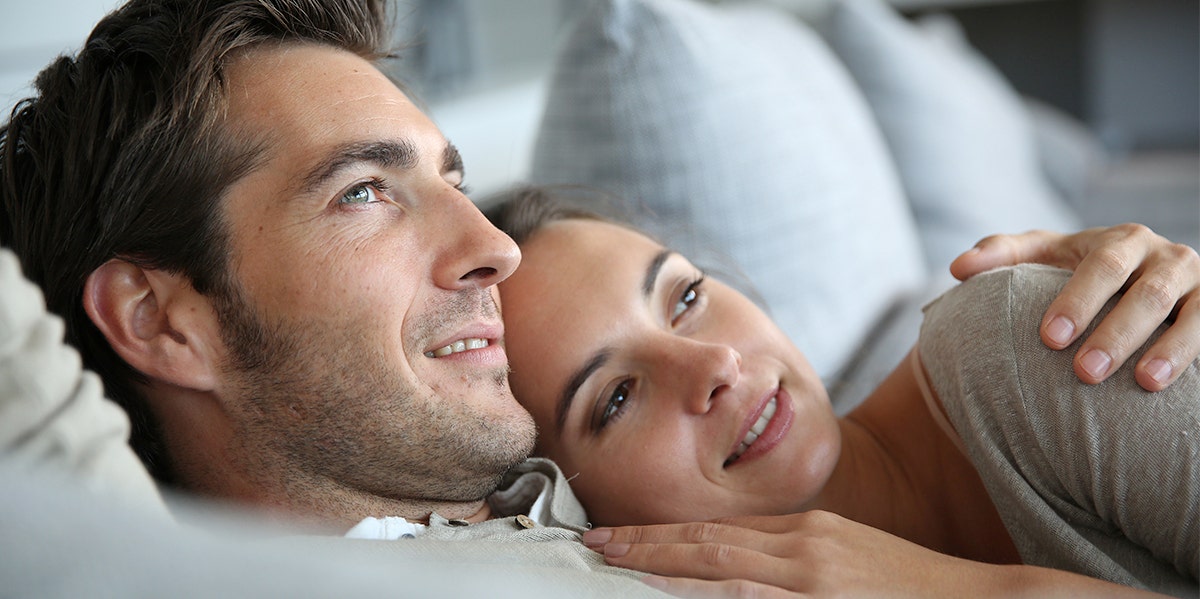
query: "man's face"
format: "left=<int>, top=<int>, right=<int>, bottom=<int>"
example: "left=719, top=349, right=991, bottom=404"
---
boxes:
left=210, top=43, right=534, bottom=504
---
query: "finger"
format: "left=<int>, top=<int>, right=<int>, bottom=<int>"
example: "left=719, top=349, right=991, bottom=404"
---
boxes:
left=601, top=540, right=795, bottom=589
left=1069, top=249, right=1197, bottom=383
left=584, top=520, right=776, bottom=552
left=641, top=575, right=802, bottom=599
left=1134, top=294, right=1200, bottom=391
left=1039, top=232, right=1155, bottom=350
left=949, top=230, right=1066, bottom=281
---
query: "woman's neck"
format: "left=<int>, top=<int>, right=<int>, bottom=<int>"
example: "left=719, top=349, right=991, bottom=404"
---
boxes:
left=811, top=349, right=1019, bottom=564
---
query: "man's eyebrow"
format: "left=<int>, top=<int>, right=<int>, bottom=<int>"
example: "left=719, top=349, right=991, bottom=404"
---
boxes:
left=643, top=249, right=675, bottom=299
left=299, top=139, right=418, bottom=195
left=556, top=349, right=611, bottom=438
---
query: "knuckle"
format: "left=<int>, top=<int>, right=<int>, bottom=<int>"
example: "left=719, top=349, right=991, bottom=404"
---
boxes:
left=1166, top=242, right=1200, bottom=267
left=623, top=527, right=645, bottom=544
left=1134, top=278, right=1178, bottom=314
left=1115, top=222, right=1153, bottom=238
left=700, top=542, right=736, bottom=568
left=687, top=521, right=723, bottom=544
left=1090, top=247, right=1134, bottom=279
left=798, top=509, right=842, bottom=533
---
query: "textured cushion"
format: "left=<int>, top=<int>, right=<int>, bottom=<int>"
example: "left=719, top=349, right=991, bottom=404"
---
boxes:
left=822, top=0, right=1080, bottom=271
left=530, top=0, right=926, bottom=380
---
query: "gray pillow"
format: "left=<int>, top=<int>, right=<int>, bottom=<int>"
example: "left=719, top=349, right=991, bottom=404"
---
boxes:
left=530, top=0, right=926, bottom=380
left=822, top=0, right=1081, bottom=271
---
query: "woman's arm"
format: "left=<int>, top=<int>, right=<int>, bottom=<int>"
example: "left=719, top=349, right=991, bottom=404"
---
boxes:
left=949, top=223, right=1199, bottom=391
left=581, top=513, right=1166, bottom=598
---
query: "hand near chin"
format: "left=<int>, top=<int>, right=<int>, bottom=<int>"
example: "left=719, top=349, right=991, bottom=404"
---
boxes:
left=582, top=511, right=982, bottom=598
left=949, top=224, right=1200, bottom=392
left=581, top=511, right=1155, bottom=599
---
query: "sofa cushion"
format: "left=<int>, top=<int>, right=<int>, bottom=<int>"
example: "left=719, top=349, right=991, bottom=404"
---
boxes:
left=821, top=0, right=1080, bottom=272
left=530, top=0, right=926, bottom=380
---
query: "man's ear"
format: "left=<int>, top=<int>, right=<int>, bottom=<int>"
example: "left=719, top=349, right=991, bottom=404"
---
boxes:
left=83, top=259, right=221, bottom=392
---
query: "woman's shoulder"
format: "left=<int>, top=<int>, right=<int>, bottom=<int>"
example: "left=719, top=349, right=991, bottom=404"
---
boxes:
left=921, top=264, right=1069, bottom=331
left=918, top=264, right=1069, bottom=372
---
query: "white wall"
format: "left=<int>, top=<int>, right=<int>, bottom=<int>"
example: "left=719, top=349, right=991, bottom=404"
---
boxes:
left=0, top=0, right=121, bottom=108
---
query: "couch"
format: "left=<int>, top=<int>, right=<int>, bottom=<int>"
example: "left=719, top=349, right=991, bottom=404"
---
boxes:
left=2, top=0, right=1196, bottom=595
left=480, top=0, right=1187, bottom=412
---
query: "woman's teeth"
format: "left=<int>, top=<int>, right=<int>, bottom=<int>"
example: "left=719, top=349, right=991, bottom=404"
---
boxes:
left=424, top=338, right=489, bottom=358
left=728, top=396, right=778, bottom=464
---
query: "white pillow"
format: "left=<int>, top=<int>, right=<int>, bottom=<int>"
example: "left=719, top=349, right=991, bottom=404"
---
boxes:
left=822, top=0, right=1081, bottom=271
left=530, top=0, right=926, bottom=380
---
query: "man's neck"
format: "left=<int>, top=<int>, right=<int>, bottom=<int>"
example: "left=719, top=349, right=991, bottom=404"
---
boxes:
left=151, top=387, right=497, bottom=534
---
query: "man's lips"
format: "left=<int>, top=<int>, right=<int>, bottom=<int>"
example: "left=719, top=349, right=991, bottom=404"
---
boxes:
left=422, top=324, right=504, bottom=359
left=424, top=337, right=491, bottom=357
left=724, top=386, right=794, bottom=467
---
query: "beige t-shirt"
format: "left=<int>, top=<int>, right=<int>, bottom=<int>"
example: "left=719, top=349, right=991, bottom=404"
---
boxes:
left=918, top=265, right=1199, bottom=597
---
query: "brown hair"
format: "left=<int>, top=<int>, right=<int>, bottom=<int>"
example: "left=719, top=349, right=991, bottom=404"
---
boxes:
left=0, top=0, right=391, bottom=482
left=483, top=186, right=618, bottom=244
left=485, top=184, right=770, bottom=317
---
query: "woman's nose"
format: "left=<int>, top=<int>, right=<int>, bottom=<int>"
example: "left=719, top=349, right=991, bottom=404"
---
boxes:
left=658, top=338, right=742, bottom=415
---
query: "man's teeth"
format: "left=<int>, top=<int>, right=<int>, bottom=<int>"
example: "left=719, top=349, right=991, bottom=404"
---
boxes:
left=729, top=396, right=777, bottom=463
left=424, top=338, right=489, bottom=358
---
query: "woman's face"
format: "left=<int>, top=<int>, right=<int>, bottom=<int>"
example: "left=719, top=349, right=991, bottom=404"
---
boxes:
left=499, top=219, right=841, bottom=526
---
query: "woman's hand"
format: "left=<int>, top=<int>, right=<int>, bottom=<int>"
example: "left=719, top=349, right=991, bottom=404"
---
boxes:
left=582, top=511, right=1158, bottom=598
left=949, top=224, right=1200, bottom=391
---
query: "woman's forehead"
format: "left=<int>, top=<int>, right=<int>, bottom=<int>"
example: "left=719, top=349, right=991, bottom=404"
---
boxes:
left=533, top=219, right=661, bottom=257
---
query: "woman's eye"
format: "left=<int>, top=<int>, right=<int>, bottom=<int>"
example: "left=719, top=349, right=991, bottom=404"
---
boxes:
left=672, top=277, right=705, bottom=322
left=594, top=380, right=632, bottom=431
left=338, top=183, right=380, bottom=205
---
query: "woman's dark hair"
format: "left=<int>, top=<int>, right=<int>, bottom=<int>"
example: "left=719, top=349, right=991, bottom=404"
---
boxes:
left=485, top=185, right=769, bottom=311
left=483, top=186, right=619, bottom=244
left=0, top=0, right=391, bottom=482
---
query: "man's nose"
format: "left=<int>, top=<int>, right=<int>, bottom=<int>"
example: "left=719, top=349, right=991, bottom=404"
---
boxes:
left=432, top=191, right=521, bottom=291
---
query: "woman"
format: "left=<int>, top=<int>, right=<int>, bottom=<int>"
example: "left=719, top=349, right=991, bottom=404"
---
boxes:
left=487, top=188, right=1198, bottom=597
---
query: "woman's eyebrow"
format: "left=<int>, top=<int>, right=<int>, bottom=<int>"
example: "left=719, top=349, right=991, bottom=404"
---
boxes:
left=643, top=249, right=675, bottom=298
left=553, top=248, right=677, bottom=436
left=556, top=349, right=611, bottom=437
left=442, top=142, right=463, bottom=175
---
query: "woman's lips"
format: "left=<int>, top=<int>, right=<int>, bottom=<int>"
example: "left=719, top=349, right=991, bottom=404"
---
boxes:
left=725, top=387, right=794, bottom=467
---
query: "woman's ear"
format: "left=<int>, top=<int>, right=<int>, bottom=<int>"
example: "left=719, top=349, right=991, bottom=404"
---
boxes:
left=83, top=259, right=221, bottom=392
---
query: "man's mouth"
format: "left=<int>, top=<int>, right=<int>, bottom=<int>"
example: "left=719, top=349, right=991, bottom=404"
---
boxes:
left=424, top=338, right=491, bottom=358
left=725, top=395, right=778, bottom=466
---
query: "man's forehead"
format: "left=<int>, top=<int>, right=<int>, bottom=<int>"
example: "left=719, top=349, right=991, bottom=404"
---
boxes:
left=220, top=43, right=447, bottom=182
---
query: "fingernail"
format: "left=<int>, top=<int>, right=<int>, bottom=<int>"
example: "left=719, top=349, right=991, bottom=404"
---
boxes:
left=1081, top=349, right=1112, bottom=379
left=1145, top=359, right=1172, bottom=386
left=582, top=528, right=613, bottom=547
left=1046, top=316, right=1075, bottom=346
left=604, top=542, right=630, bottom=558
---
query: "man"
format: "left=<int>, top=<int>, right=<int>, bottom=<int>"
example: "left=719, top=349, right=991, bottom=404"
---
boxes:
left=0, top=0, right=1196, bottom=596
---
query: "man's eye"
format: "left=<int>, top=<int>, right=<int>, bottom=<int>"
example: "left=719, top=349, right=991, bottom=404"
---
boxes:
left=672, top=277, right=705, bottom=322
left=594, top=380, right=633, bottom=431
left=339, top=183, right=380, bottom=205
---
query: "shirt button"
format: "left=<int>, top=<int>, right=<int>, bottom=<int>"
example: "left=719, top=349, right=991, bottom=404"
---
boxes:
left=515, top=514, right=537, bottom=529
left=447, top=519, right=470, bottom=527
